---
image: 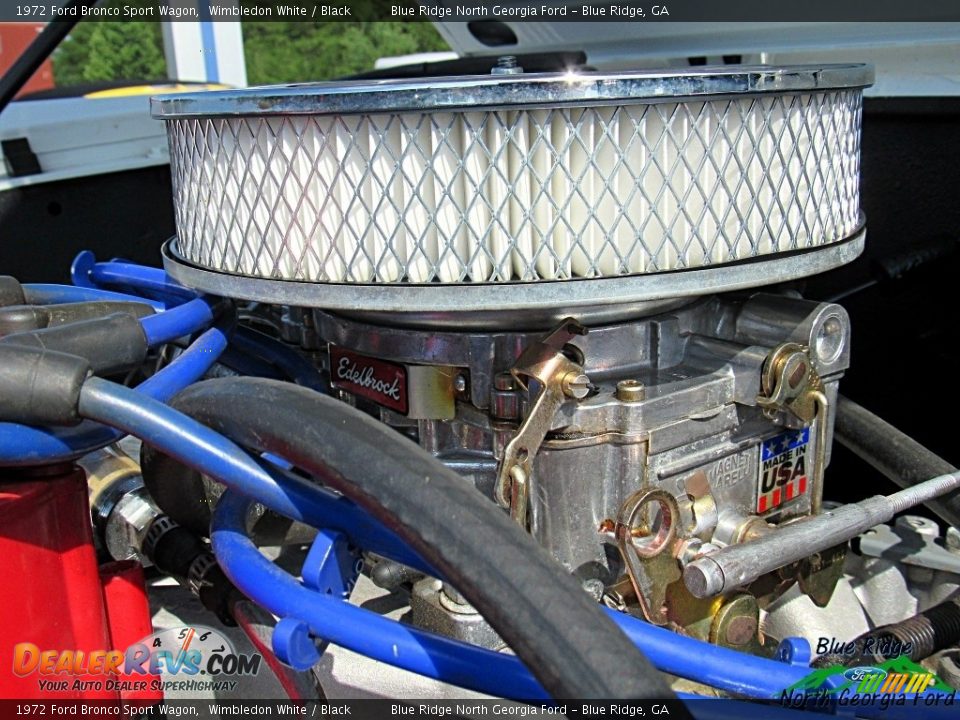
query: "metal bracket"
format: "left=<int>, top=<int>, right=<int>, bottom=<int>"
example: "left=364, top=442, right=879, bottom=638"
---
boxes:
left=613, top=488, right=682, bottom=625
left=681, top=470, right=719, bottom=540
left=758, top=342, right=821, bottom=423
left=273, top=529, right=363, bottom=670
left=757, top=342, right=830, bottom=514
left=494, top=318, right=589, bottom=526
left=301, top=529, right=363, bottom=599
left=859, top=521, right=960, bottom=575
left=795, top=543, right=847, bottom=608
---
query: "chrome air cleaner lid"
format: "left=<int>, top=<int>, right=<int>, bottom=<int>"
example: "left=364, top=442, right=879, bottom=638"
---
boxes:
left=151, top=64, right=872, bottom=116
left=155, top=64, right=871, bottom=326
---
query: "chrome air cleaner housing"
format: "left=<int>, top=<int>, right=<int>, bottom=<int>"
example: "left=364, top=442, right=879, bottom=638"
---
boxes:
left=155, top=64, right=870, bottom=328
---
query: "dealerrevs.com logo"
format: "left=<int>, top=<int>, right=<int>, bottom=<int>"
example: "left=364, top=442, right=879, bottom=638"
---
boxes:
left=13, top=626, right=261, bottom=694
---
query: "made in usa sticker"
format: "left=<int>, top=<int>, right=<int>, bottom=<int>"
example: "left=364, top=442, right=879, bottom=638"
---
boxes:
left=757, top=428, right=810, bottom=513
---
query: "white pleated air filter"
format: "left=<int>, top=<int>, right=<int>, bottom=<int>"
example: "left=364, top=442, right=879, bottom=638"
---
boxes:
left=154, top=65, right=871, bottom=309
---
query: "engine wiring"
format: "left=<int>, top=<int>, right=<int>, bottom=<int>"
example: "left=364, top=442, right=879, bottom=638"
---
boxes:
left=0, top=255, right=956, bottom=717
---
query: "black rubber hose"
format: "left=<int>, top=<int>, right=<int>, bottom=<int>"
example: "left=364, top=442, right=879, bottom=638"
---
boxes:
left=140, top=445, right=213, bottom=537
left=0, top=300, right=154, bottom=336
left=0, top=344, right=89, bottom=425
left=814, top=598, right=960, bottom=668
left=834, top=395, right=960, bottom=528
left=167, top=377, right=674, bottom=700
left=0, top=312, right=148, bottom=375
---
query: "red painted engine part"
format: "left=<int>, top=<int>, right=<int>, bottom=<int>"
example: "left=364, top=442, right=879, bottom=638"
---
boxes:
left=0, top=466, right=161, bottom=701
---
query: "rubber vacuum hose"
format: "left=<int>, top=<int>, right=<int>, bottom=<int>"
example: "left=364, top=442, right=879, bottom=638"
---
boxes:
left=167, top=377, right=673, bottom=700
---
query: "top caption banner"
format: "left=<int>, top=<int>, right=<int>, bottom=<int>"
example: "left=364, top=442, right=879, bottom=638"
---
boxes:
left=2, top=0, right=960, bottom=23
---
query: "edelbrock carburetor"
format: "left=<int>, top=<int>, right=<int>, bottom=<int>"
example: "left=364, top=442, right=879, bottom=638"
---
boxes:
left=155, top=63, right=871, bottom=646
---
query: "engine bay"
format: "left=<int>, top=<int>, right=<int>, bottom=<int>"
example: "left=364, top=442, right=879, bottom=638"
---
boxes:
left=1, top=21, right=959, bottom=719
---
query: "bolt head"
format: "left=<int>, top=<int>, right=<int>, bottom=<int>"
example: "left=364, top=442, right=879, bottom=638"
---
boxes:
left=616, top=379, right=646, bottom=402
left=896, top=515, right=939, bottom=539
left=946, top=527, right=960, bottom=553
left=491, top=56, right=523, bottom=75
left=725, top=615, right=758, bottom=646
left=562, top=372, right=591, bottom=399
left=454, top=374, right=468, bottom=393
